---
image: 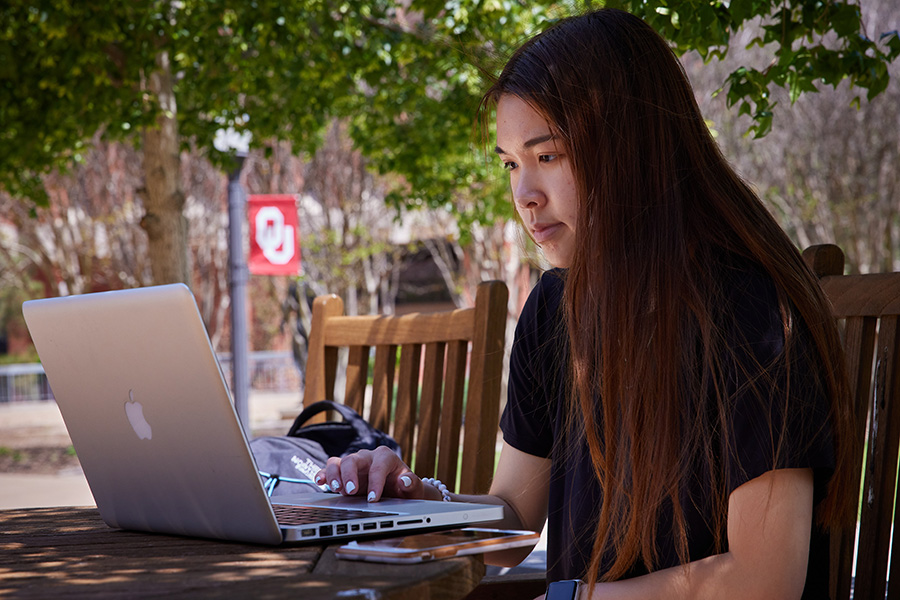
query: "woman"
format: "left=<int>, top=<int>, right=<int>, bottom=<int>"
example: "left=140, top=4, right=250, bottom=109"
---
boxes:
left=317, top=9, right=856, bottom=599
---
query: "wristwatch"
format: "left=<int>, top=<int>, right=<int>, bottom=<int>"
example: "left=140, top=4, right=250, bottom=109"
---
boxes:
left=546, top=579, right=584, bottom=600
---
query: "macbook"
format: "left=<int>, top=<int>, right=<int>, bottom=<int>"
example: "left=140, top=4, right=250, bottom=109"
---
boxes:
left=22, top=284, right=502, bottom=544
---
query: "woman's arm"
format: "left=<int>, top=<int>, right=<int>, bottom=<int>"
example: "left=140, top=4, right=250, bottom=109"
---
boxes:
left=456, top=442, right=550, bottom=566
left=317, top=440, right=551, bottom=567
left=577, top=467, right=814, bottom=600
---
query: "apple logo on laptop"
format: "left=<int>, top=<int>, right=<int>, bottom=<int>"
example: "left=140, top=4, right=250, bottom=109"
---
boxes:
left=125, top=389, right=153, bottom=440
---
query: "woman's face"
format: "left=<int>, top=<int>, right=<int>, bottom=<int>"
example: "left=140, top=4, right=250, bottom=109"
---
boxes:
left=495, top=94, right=578, bottom=269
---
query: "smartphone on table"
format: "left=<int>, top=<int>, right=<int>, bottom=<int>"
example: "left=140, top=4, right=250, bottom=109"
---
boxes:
left=335, top=528, right=540, bottom=564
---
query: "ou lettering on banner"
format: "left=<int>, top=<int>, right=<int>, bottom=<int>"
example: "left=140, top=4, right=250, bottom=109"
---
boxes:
left=248, top=195, right=301, bottom=276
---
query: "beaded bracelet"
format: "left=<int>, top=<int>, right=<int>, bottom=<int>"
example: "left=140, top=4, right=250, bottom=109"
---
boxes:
left=422, top=477, right=452, bottom=502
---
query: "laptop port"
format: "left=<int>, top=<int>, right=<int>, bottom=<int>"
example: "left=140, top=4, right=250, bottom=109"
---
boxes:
left=351, top=524, right=360, bottom=532
left=397, top=519, right=423, bottom=526
left=301, top=528, right=316, bottom=538
left=363, top=522, right=377, bottom=531
left=380, top=521, right=394, bottom=528
left=319, top=525, right=333, bottom=537
left=336, top=524, right=348, bottom=535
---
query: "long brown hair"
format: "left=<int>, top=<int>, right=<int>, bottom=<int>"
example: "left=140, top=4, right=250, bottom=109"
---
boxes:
left=480, top=8, right=856, bottom=585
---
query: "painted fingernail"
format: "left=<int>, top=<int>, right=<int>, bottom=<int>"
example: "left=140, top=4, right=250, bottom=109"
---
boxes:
left=400, top=475, right=412, bottom=488
left=345, top=481, right=356, bottom=494
left=367, top=491, right=376, bottom=502
left=331, top=480, right=341, bottom=491
left=315, top=474, right=324, bottom=484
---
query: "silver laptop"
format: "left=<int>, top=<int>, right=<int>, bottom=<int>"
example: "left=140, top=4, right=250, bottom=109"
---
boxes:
left=22, top=284, right=502, bottom=545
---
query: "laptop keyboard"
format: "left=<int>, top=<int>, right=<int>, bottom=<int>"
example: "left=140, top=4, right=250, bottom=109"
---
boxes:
left=272, top=504, right=398, bottom=526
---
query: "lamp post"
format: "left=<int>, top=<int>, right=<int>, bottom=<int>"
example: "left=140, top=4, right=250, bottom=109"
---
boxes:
left=215, top=128, right=252, bottom=437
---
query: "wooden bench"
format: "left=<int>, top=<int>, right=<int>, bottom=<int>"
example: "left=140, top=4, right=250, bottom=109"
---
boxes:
left=802, top=243, right=900, bottom=600
left=303, top=280, right=509, bottom=495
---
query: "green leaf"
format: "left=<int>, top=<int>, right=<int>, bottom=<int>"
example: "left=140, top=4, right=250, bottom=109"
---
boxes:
left=882, top=30, right=900, bottom=60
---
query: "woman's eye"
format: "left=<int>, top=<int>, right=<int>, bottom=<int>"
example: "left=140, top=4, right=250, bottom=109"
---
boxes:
left=538, top=154, right=558, bottom=163
left=502, top=161, right=518, bottom=171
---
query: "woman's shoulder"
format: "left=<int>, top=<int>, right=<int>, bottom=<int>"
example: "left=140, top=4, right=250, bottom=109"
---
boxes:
left=520, top=268, right=566, bottom=322
left=536, top=267, right=567, bottom=294
left=512, top=268, right=567, bottom=352
left=712, top=252, right=786, bottom=360
left=714, top=250, right=773, bottom=290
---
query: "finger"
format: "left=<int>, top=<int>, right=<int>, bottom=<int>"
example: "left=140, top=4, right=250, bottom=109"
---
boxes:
left=394, top=470, right=439, bottom=500
left=393, top=470, right=424, bottom=498
left=339, top=451, right=373, bottom=496
left=366, top=447, right=410, bottom=502
left=314, top=468, right=326, bottom=487
left=322, top=456, right=344, bottom=491
left=314, top=462, right=333, bottom=487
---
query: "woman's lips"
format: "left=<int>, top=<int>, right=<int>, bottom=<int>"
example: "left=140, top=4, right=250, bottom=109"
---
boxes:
left=531, top=222, right=563, bottom=244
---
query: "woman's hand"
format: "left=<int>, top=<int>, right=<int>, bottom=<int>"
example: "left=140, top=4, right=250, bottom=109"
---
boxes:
left=314, top=446, right=437, bottom=502
left=315, top=441, right=551, bottom=570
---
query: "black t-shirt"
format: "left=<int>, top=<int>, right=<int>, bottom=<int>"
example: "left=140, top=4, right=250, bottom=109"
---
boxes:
left=501, top=263, right=834, bottom=598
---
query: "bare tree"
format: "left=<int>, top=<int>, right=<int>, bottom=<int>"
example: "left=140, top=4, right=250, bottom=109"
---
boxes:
left=179, top=147, right=232, bottom=349
left=292, top=119, right=406, bottom=316
left=240, top=121, right=409, bottom=384
left=685, top=0, right=900, bottom=273
left=0, top=136, right=151, bottom=299
left=0, top=136, right=238, bottom=351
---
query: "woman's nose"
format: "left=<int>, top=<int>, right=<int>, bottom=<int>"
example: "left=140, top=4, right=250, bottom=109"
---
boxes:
left=513, top=171, right=544, bottom=210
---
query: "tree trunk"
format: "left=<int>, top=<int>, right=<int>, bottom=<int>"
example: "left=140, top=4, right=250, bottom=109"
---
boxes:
left=141, top=50, right=190, bottom=286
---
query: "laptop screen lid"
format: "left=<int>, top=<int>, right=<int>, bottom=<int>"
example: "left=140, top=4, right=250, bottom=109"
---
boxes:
left=23, top=285, right=503, bottom=545
left=23, top=284, right=285, bottom=545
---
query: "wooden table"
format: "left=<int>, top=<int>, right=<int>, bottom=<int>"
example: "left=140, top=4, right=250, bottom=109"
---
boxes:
left=0, top=507, right=485, bottom=599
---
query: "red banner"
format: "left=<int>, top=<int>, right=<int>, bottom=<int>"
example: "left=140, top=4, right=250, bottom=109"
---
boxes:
left=248, top=195, right=301, bottom=276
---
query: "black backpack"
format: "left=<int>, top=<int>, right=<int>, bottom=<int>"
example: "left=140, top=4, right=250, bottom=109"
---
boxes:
left=250, top=400, right=401, bottom=497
